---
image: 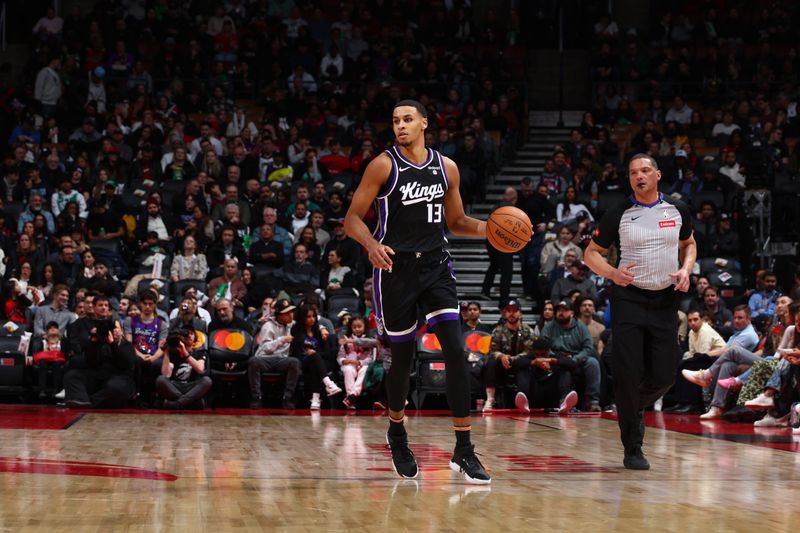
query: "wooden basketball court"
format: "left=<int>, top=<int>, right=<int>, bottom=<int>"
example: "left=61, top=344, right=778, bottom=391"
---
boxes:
left=1, top=405, right=799, bottom=531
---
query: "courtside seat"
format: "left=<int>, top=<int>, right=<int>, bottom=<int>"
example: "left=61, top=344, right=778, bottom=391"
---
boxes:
left=208, top=328, right=254, bottom=406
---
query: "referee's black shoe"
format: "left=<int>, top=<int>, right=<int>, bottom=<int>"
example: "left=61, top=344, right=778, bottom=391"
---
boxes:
left=386, top=431, right=419, bottom=479
left=450, top=445, right=492, bottom=484
left=623, top=446, right=650, bottom=470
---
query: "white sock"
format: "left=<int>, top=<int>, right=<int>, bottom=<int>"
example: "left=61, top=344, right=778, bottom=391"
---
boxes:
left=312, top=392, right=320, bottom=402
left=486, top=387, right=495, bottom=402
left=323, top=376, right=334, bottom=388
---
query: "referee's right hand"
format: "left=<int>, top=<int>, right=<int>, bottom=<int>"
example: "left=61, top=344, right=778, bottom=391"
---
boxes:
left=611, top=262, right=636, bottom=287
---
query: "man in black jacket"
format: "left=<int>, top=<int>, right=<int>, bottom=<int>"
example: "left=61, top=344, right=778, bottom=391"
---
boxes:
left=713, top=213, right=740, bottom=258
left=208, top=299, right=253, bottom=334
left=249, top=223, right=284, bottom=268
left=63, top=318, right=136, bottom=408
left=454, top=132, right=486, bottom=204
left=135, top=196, right=178, bottom=249
left=516, top=178, right=555, bottom=303
left=519, top=337, right=578, bottom=415
left=67, top=293, right=111, bottom=358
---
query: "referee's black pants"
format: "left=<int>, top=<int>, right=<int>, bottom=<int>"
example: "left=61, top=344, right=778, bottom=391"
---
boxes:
left=610, top=285, right=680, bottom=454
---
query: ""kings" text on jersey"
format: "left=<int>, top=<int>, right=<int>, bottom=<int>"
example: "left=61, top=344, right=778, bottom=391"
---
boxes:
left=399, top=181, right=445, bottom=205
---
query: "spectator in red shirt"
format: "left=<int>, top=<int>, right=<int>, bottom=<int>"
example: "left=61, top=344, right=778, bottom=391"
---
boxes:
left=349, top=139, right=376, bottom=174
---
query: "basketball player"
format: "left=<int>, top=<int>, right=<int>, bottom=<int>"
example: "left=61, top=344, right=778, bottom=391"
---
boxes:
left=344, top=100, right=491, bottom=484
left=584, top=154, right=696, bottom=470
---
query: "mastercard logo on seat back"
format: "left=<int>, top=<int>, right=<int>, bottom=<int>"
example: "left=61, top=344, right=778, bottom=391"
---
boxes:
left=421, top=333, right=442, bottom=351
left=464, top=333, right=491, bottom=354
left=212, top=330, right=247, bottom=351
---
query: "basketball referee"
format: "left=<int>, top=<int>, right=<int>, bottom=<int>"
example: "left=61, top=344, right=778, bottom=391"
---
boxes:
left=584, top=154, right=696, bottom=470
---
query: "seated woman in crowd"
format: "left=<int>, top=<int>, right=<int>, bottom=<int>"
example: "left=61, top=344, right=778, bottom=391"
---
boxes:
left=76, top=248, right=97, bottom=289
left=295, top=226, right=322, bottom=267
left=34, top=262, right=65, bottom=302
left=32, top=213, right=54, bottom=254
left=8, top=233, right=44, bottom=279
left=540, top=225, right=583, bottom=278
left=242, top=268, right=271, bottom=315
left=17, top=261, right=44, bottom=307
left=535, top=301, right=555, bottom=335
left=556, top=186, right=594, bottom=223
left=290, top=304, right=341, bottom=409
left=170, top=235, right=209, bottom=282
left=56, top=201, right=84, bottom=235
left=323, top=248, right=354, bottom=293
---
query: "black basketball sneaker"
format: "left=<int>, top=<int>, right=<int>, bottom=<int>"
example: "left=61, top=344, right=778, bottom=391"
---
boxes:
left=450, top=445, right=491, bottom=484
left=386, top=431, right=419, bottom=479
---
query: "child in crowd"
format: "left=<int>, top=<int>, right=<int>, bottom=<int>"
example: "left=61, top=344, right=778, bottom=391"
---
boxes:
left=33, top=321, right=66, bottom=399
left=337, top=316, right=376, bottom=409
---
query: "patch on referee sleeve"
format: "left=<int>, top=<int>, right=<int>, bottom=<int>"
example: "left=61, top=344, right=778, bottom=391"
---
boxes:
left=659, top=220, right=676, bottom=228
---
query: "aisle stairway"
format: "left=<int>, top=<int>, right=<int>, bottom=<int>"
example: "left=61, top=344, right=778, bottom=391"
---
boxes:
left=449, top=113, right=577, bottom=324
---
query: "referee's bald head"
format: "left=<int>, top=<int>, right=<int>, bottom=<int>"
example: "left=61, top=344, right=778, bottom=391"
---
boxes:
left=629, top=153, right=659, bottom=170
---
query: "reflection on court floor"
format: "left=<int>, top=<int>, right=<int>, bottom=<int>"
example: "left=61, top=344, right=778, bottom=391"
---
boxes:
left=1, top=406, right=800, bottom=531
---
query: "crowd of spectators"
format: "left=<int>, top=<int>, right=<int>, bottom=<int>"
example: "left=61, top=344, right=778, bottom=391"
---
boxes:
left=5, top=2, right=800, bottom=420
left=587, top=3, right=800, bottom=236
left=470, top=5, right=800, bottom=417
left=0, top=0, right=531, bottom=409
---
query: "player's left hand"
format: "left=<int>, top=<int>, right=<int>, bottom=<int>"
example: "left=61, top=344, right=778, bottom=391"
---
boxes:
left=669, top=268, right=691, bottom=292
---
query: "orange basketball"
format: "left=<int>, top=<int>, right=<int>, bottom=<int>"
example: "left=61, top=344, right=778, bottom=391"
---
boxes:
left=486, top=206, right=532, bottom=253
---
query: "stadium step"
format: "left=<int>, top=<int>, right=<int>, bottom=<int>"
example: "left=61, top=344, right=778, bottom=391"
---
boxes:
left=450, top=119, right=570, bottom=322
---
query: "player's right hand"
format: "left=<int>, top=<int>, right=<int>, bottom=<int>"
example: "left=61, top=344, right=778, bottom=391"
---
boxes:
left=367, top=242, right=395, bottom=271
left=612, top=262, right=636, bottom=287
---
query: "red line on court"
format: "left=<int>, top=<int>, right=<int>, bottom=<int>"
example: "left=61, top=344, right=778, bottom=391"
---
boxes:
left=601, top=411, right=800, bottom=453
left=0, top=456, right=177, bottom=480
left=0, top=406, right=83, bottom=430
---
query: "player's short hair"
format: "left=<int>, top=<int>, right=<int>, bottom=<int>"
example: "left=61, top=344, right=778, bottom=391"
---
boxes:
left=629, top=153, right=659, bottom=170
left=393, top=99, right=427, bottom=118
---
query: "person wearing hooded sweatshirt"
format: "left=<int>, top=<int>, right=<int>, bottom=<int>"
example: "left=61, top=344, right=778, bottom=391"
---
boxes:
left=541, top=300, right=602, bottom=412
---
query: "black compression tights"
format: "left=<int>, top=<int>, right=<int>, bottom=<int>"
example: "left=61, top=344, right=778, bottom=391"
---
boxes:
left=385, top=320, right=471, bottom=418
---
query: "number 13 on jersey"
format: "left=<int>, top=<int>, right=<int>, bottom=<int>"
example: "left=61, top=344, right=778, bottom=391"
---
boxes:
left=427, top=203, right=443, bottom=223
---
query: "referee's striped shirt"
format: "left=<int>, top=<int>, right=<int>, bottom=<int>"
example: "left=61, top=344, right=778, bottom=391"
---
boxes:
left=592, top=193, right=693, bottom=291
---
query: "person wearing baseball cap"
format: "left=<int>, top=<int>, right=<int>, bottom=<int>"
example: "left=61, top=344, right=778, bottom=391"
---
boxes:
left=716, top=212, right=740, bottom=259
left=249, top=298, right=301, bottom=409
left=481, top=298, right=537, bottom=411
left=551, top=260, right=598, bottom=304
left=520, top=336, right=579, bottom=416
left=540, top=300, right=602, bottom=413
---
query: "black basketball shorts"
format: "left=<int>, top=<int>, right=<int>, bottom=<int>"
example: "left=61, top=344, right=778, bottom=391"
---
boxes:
left=372, top=248, right=459, bottom=342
